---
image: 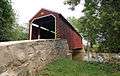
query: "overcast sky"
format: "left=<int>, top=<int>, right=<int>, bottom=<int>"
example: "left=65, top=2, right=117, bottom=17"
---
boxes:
left=11, top=0, right=87, bottom=45
left=11, top=0, right=84, bottom=24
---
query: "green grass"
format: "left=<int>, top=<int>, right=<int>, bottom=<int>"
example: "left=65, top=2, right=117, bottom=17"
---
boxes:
left=36, top=58, right=120, bottom=76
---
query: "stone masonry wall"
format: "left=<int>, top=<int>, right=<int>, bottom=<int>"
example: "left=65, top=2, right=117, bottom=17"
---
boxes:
left=0, top=39, right=71, bottom=76
left=83, top=52, right=120, bottom=63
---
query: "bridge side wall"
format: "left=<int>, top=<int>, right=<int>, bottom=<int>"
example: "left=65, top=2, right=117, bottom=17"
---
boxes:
left=0, top=39, right=71, bottom=76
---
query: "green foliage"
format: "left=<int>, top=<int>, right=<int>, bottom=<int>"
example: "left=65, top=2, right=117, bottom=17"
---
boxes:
left=64, top=0, right=80, bottom=10
left=13, top=25, right=28, bottom=40
left=0, top=0, right=16, bottom=41
left=36, top=58, right=120, bottom=76
left=65, top=0, right=120, bottom=53
left=68, top=0, right=101, bottom=49
left=0, top=0, right=28, bottom=41
left=64, top=0, right=80, bottom=6
left=98, top=0, right=120, bottom=53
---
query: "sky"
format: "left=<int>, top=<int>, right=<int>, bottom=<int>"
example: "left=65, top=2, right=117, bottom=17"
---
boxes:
left=11, top=0, right=84, bottom=25
left=11, top=0, right=87, bottom=45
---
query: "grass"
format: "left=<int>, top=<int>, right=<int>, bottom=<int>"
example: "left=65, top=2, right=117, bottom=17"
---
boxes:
left=36, top=58, right=120, bottom=76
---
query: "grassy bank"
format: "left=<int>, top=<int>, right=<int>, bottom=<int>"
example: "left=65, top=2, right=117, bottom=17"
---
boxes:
left=36, top=58, right=120, bottom=76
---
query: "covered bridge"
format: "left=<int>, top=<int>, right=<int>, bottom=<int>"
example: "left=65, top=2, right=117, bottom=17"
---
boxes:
left=29, top=8, right=83, bottom=50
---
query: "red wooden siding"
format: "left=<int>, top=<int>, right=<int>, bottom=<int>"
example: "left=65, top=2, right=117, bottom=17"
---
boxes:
left=29, top=8, right=83, bottom=50
left=57, top=18, right=83, bottom=49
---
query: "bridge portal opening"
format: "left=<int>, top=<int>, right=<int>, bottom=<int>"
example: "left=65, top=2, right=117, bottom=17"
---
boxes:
left=31, top=15, right=55, bottom=39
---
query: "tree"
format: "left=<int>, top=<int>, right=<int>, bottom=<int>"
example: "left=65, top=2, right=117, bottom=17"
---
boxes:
left=98, top=0, right=120, bottom=53
left=65, top=0, right=120, bottom=53
left=13, top=25, right=28, bottom=40
left=67, top=0, right=100, bottom=50
left=0, top=0, right=16, bottom=41
left=64, top=0, right=80, bottom=10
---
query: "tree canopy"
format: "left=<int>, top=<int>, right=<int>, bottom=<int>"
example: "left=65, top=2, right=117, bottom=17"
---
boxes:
left=65, top=0, right=120, bottom=53
left=0, top=0, right=28, bottom=41
left=0, top=0, right=16, bottom=41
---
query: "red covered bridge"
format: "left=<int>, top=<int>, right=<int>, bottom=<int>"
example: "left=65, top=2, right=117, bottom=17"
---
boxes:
left=29, top=8, right=83, bottom=50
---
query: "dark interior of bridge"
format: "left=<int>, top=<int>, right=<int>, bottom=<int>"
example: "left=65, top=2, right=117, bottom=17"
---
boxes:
left=31, top=15, right=55, bottom=39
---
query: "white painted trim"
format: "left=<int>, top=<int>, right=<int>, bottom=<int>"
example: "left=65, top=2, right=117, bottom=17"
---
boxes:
left=31, top=14, right=57, bottom=39
left=32, top=23, right=55, bottom=33
left=32, top=23, right=39, bottom=27
left=29, top=23, right=32, bottom=40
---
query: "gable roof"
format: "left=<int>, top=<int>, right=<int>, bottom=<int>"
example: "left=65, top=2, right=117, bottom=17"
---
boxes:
left=29, top=8, right=59, bottom=22
left=29, top=8, right=82, bottom=38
